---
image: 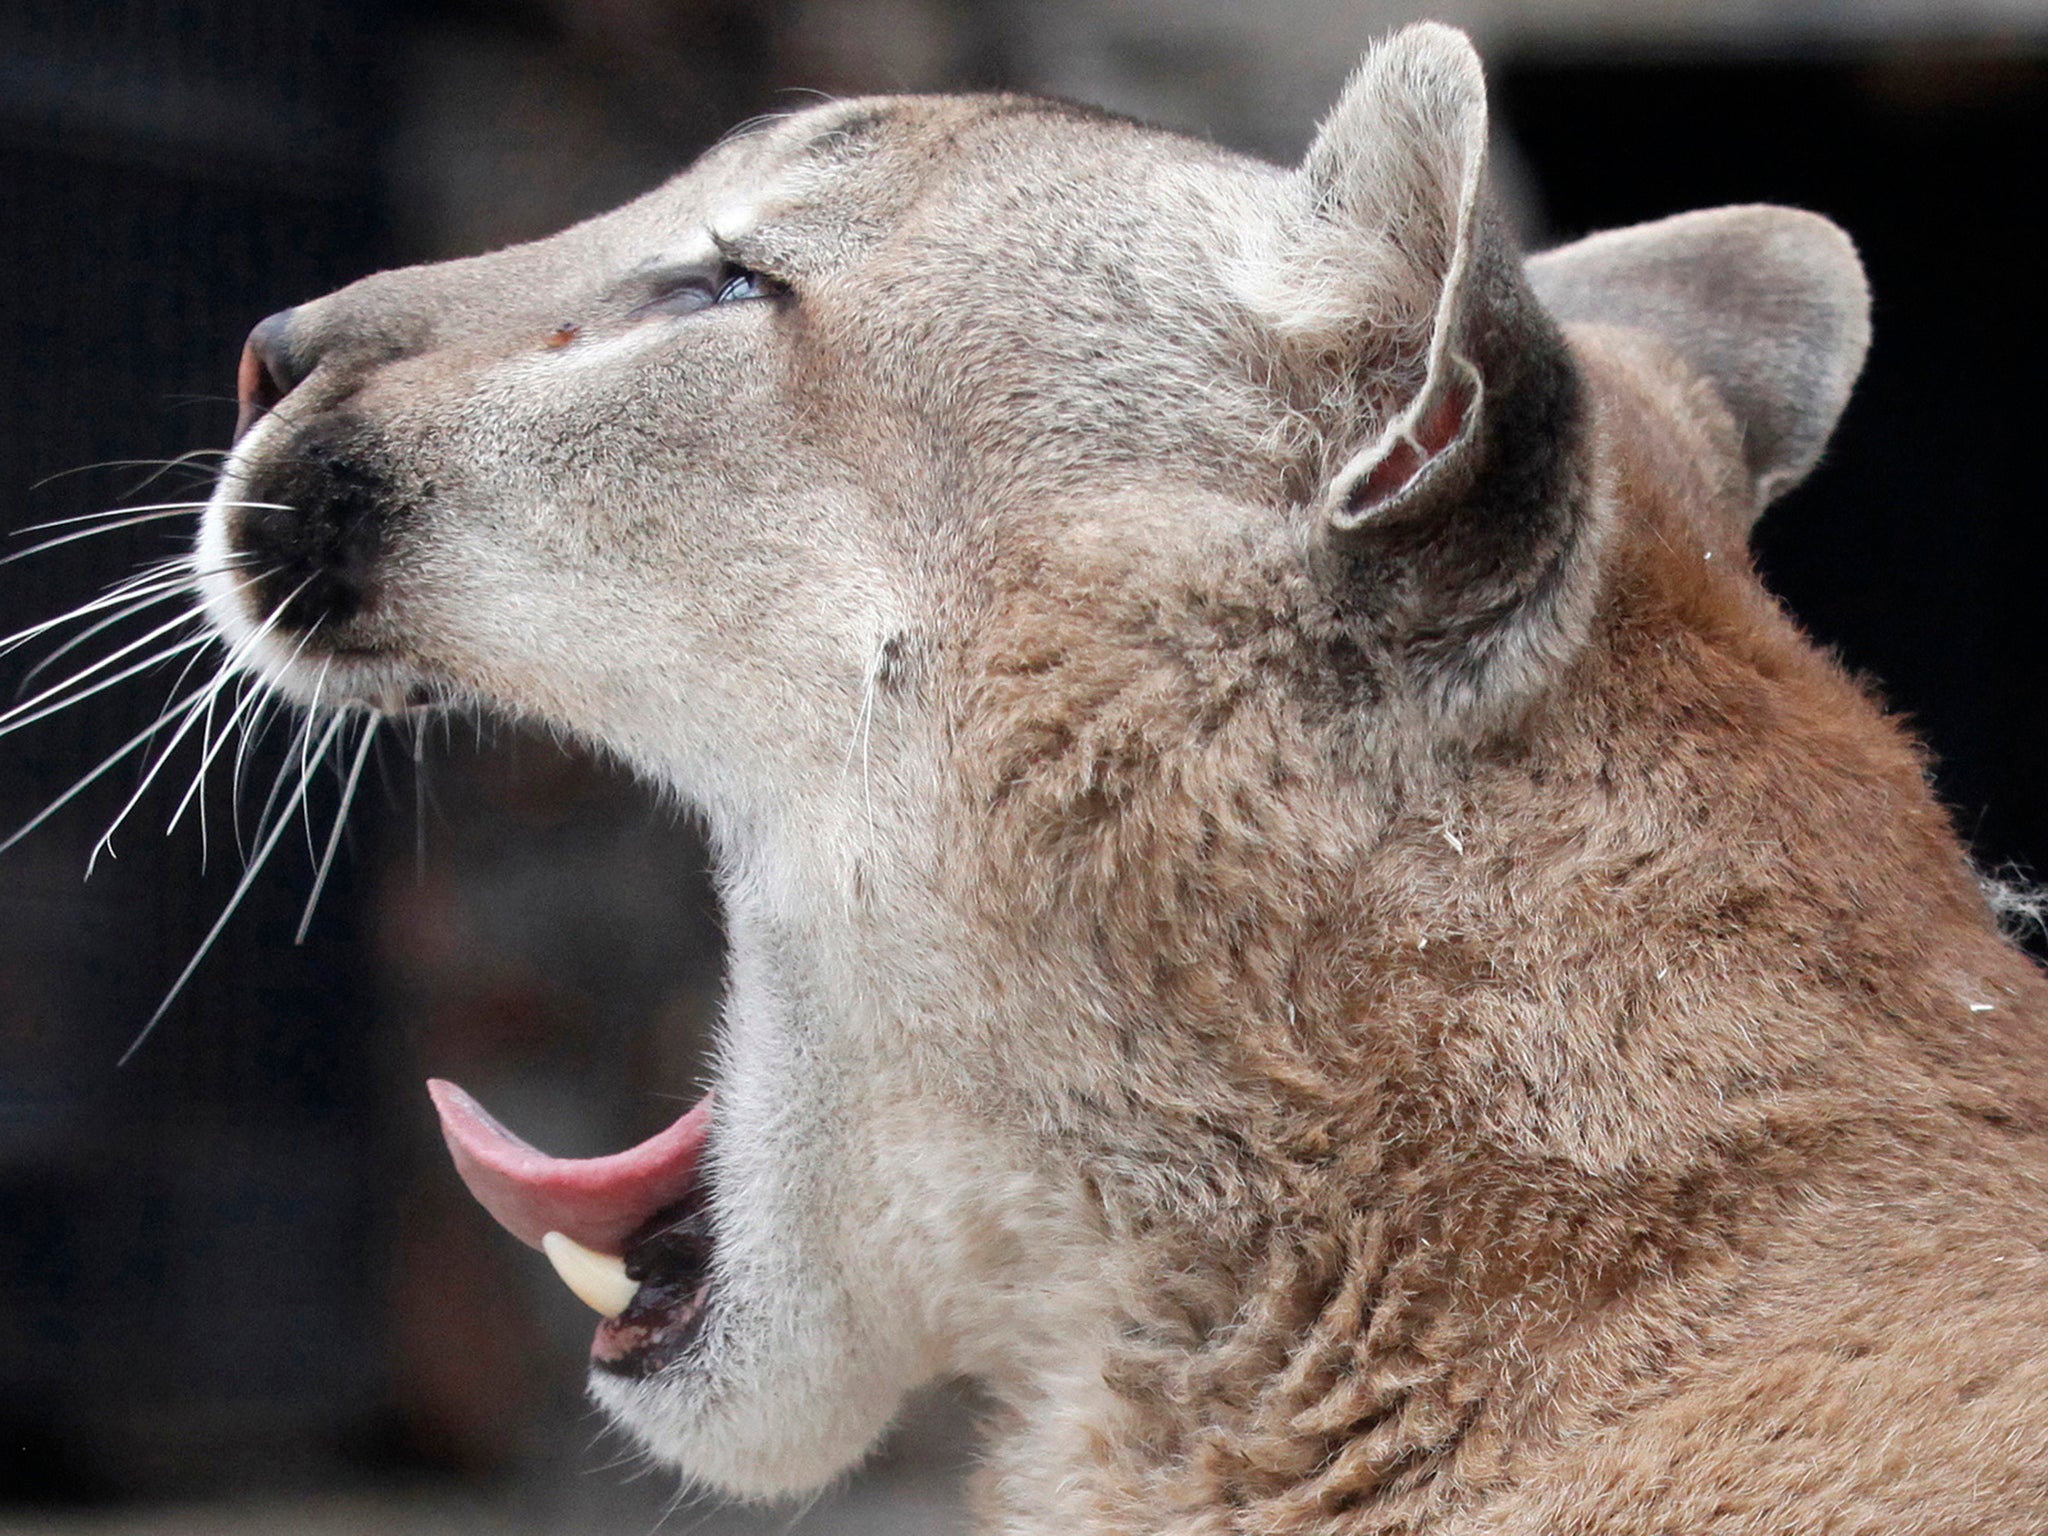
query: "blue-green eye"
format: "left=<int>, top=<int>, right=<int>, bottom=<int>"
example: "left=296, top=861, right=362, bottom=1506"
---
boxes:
left=715, top=268, right=778, bottom=304
left=632, top=263, right=786, bottom=320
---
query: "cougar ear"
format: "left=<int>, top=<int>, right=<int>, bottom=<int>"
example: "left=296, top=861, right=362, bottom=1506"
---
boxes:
left=1275, top=25, right=1589, bottom=714
left=1527, top=205, right=1871, bottom=516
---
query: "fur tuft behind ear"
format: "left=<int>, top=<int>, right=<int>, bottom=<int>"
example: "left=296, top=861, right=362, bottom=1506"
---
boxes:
left=1253, top=23, right=1488, bottom=381
left=1259, top=25, right=1595, bottom=726
left=1528, top=206, right=1871, bottom=515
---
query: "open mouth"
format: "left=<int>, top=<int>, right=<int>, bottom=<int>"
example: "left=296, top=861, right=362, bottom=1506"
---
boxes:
left=428, top=1080, right=716, bottom=1376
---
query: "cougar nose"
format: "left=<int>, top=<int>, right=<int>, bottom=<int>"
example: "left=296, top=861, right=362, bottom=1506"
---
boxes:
left=235, top=307, right=304, bottom=443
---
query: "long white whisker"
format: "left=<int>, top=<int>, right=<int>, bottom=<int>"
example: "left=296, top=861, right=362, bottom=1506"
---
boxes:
left=86, top=636, right=244, bottom=875
left=298, top=661, right=333, bottom=860
left=10, top=546, right=186, bottom=596
left=205, top=678, right=272, bottom=862
left=0, top=604, right=203, bottom=727
left=222, top=582, right=321, bottom=859
left=152, top=600, right=235, bottom=708
left=75, top=572, right=292, bottom=871
left=111, top=451, right=238, bottom=501
left=842, top=637, right=888, bottom=848
left=2, top=585, right=192, bottom=683
left=29, top=449, right=229, bottom=494
left=171, top=670, right=264, bottom=843
left=44, top=577, right=216, bottom=729
left=186, top=675, right=232, bottom=865
left=250, top=707, right=319, bottom=869
left=85, top=677, right=225, bottom=875
left=0, top=629, right=210, bottom=742
left=0, top=673, right=223, bottom=858
left=231, top=686, right=289, bottom=857
left=119, top=708, right=353, bottom=1067
left=0, top=506, right=206, bottom=567
left=13, top=497, right=284, bottom=537
left=0, top=563, right=192, bottom=660
left=295, top=713, right=379, bottom=944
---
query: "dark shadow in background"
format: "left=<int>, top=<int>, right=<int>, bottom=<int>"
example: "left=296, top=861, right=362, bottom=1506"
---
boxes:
left=1497, top=53, right=2048, bottom=893
left=0, top=0, right=399, bottom=1500
left=0, top=1, right=2041, bottom=1513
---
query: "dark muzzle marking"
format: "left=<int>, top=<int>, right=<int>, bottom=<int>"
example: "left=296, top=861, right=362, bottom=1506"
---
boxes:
left=236, top=416, right=409, bottom=634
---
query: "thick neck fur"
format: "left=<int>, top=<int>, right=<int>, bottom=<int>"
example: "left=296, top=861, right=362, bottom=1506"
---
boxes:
left=945, top=330, right=2048, bottom=1532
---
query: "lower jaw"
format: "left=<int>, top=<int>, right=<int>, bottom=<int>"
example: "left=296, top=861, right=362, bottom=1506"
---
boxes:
left=593, top=1276, right=713, bottom=1374
left=592, top=1190, right=718, bottom=1378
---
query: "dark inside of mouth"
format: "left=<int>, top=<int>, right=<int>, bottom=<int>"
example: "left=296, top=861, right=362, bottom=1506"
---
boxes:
left=596, top=1186, right=717, bottom=1376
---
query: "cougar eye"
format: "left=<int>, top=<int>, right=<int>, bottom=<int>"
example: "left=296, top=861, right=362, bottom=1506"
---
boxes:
left=632, top=262, right=785, bottom=320
left=715, top=268, right=780, bottom=304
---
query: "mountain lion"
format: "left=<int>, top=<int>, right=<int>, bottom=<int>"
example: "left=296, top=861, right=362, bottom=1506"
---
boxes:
left=188, top=22, right=2048, bottom=1534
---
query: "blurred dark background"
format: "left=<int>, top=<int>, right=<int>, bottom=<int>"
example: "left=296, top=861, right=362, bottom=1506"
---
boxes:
left=0, top=2, right=2042, bottom=1532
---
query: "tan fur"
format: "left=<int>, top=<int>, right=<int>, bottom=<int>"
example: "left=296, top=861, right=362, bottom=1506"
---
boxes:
left=947, top=321, right=2048, bottom=1531
left=192, top=22, right=2046, bottom=1531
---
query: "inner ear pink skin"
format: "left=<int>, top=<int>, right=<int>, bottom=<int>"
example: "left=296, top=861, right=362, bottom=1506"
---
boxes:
left=1352, top=436, right=1427, bottom=511
left=428, top=1078, right=714, bottom=1255
left=1414, top=376, right=1470, bottom=455
left=1348, top=375, right=1473, bottom=514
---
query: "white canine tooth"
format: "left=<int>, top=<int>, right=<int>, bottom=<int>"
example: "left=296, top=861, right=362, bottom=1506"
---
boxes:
left=541, top=1231, right=640, bottom=1319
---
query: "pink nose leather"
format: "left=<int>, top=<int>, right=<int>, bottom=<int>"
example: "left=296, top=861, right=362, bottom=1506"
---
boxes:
left=235, top=307, right=299, bottom=443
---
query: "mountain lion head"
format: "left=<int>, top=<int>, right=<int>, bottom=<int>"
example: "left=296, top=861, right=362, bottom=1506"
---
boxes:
left=190, top=23, right=2048, bottom=1533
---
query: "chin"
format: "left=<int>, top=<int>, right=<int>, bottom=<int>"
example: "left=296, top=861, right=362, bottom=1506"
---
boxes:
left=588, top=1287, right=925, bottom=1499
left=426, top=901, right=944, bottom=1501
left=591, top=1133, right=936, bottom=1499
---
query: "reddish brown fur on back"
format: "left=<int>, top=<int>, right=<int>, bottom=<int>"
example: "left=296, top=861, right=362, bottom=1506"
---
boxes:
left=944, top=323, right=2048, bottom=1534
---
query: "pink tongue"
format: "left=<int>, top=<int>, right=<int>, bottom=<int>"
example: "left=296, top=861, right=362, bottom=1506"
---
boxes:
left=427, top=1079, right=713, bottom=1256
